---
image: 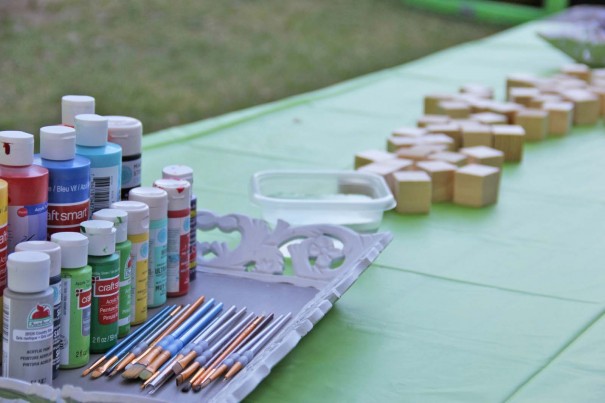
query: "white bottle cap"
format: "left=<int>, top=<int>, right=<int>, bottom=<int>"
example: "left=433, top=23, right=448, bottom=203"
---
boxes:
left=0, top=131, right=34, bottom=166
left=111, top=201, right=149, bottom=235
left=153, top=179, right=191, bottom=211
left=62, top=95, right=95, bottom=127
left=162, top=165, right=194, bottom=185
left=50, top=232, right=89, bottom=269
left=40, top=126, right=76, bottom=161
left=80, top=220, right=116, bottom=256
left=15, top=241, right=61, bottom=278
left=75, top=114, right=108, bottom=147
left=107, top=116, right=142, bottom=157
left=8, top=251, right=50, bottom=293
left=92, top=209, right=128, bottom=243
left=128, top=187, right=168, bottom=221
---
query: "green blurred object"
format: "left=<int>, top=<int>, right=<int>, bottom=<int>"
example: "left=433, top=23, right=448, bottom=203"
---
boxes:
left=402, top=0, right=569, bottom=25
left=538, top=22, right=605, bottom=67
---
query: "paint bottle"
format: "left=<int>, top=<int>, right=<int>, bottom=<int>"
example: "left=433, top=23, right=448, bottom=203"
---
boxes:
left=111, top=201, right=149, bottom=324
left=50, top=232, right=91, bottom=369
left=0, top=131, right=48, bottom=253
left=107, top=116, right=142, bottom=201
left=153, top=179, right=190, bottom=297
left=74, top=114, right=122, bottom=215
left=80, top=220, right=119, bottom=353
left=92, top=209, right=132, bottom=337
left=128, top=187, right=167, bottom=308
left=162, top=165, right=197, bottom=281
left=14, top=242, right=61, bottom=379
left=2, top=251, right=53, bottom=385
left=0, top=180, right=7, bottom=364
left=61, top=95, right=95, bottom=128
left=34, top=126, right=91, bottom=238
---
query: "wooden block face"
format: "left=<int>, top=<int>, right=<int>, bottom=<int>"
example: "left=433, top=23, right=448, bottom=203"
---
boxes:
left=354, top=150, right=395, bottom=169
left=462, top=124, right=492, bottom=147
left=417, top=115, right=450, bottom=128
left=492, top=125, right=525, bottom=162
left=543, top=101, right=574, bottom=136
left=488, top=102, right=525, bottom=124
left=393, top=171, right=432, bottom=214
left=426, top=123, right=462, bottom=149
left=514, top=109, right=548, bottom=142
left=392, top=127, right=427, bottom=138
left=509, top=87, right=540, bottom=107
left=561, top=89, right=600, bottom=125
left=357, top=160, right=413, bottom=192
left=416, top=160, right=457, bottom=202
left=561, top=63, right=591, bottom=82
left=417, top=134, right=455, bottom=151
left=470, top=112, right=508, bottom=125
left=506, top=73, right=538, bottom=95
left=428, top=151, right=468, bottom=167
left=454, top=164, right=500, bottom=207
left=460, top=146, right=504, bottom=168
left=588, top=86, right=605, bottom=116
left=424, top=93, right=454, bottom=115
left=438, top=101, right=471, bottom=119
left=529, top=94, right=562, bottom=109
left=396, top=146, right=439, bottom=161
left=459, top=83, right=493, bottom=99
left=387, top=136, right=418, bottom=152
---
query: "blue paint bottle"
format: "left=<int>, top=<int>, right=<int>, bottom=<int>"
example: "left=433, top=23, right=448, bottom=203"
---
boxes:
left=34, top=126, right=91, bottom=238
left=74, top=114, right=122, bottom=216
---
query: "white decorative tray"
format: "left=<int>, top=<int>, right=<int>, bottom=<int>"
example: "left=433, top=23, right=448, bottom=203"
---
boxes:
left=1, top=210, right=392, bottom=402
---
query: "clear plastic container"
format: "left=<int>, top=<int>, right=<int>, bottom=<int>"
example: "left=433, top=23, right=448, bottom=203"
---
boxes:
left=250, top=170, right=396, bottom=232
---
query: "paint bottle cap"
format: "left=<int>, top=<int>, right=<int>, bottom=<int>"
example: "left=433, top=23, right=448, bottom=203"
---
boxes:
left=75, top=114, right=109, bottom=147
left=0, top=131, right=34, bottom=166
left=111, top=201, right=149, bottom=236
left=153, top=179, right=191, bottom=211
left=128, top=187, right=168, bottom=221
left=50, top=232, right=89, bottom=269
left=40, top=125, right=77, bottom=161
left=80, top=220, right=116, bottom=256
left=15, top=241, right=61, bottom=278
left=162, top=165, right=194, bottom=185
left=107, top=116, right=142, bottom=157
left=62, top=95, right=95, bottom=127
left=8, top=251, right=50, bottom=293
left=92, top=208, right=128, bottom=243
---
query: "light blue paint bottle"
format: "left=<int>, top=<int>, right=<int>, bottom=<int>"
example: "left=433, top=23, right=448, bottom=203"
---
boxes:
left=74, top=114, right=122, bottom=216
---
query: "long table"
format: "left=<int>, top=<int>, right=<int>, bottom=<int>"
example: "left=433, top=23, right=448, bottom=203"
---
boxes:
left=141, top=19, right=605, bottom=402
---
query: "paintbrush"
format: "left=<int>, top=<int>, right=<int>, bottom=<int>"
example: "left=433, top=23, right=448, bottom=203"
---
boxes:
left=122, top=295, right=205, bottom=379
left=82, top=306, right=174, bottom=376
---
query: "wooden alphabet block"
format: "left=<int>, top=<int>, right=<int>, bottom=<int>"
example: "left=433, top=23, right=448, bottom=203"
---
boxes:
left=561, top=63, right=591, bottom=82
left=428, top=151, right=468, bottom=167
left=396, top=145, right=444, bottom=161
left=470, top=112, right=508, bottom=125
left=416, top=160, right=457, bottom=202
left=561, top=89, right=599, bottom=125
left=393, top=171, right=432, bottom=214
left=461, top=124, right=492, bottom=147
left=424, top=93, right=455, bottom=115
left=357, top=159, right=413, bottom=192
left=387, top=136, right=418, bottom=152
left=392, top=127, right=427, bottom=138
left=417, top=115, right=450, bottom=128
left=492, top=125, right=525, bottom=162
left=354, top=150, right=396, bottom=169
left=437, top=101, right=471, bottom=119
left=426, top=123, right=462, bottom=149
left=528, top=94, right=562, bottom=109
left=588, top=86, right=605, bottom=116
left=417, top=134, right=455, bottom=151
left=509, top=87, right=540, bottom=107
left=454, top=164, right=500, bottom=207
left=459, top=83, right=493, bottom=99
left=542, top=101, right=574, bottom=137
left=459, top=146, right=504, bottom=168
left=506, top=73, right=538, bottom=95
left=514, top=109, right=548, bottom=142
left=488, top=101, right=525, bottom=124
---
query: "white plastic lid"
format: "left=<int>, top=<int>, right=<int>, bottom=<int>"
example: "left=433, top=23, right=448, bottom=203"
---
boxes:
left=128, top=187, right=168, bottom=220
left=80, top=220, right=116, bottom=256
left=0, top=131, right=34, bottom=166
left=7, top=251, right=50, bottom=293
left=153, top=179, right=191, bottom=211
left=40, top=126, right=76, bottom=161
left=50, top=232, right=89, bottom=269
left=107, top=116, right=142, bottom=156
left=111, top=201, right=149, bottom=235
left=15, top=241, right=61, bottom=278
left=162, top=165, right=194, bottom=184
left=62, top=95, right=95, bottom=127
left=92, top=209, right=128, bottom=243
left=75, top=114, right=108, bottom=147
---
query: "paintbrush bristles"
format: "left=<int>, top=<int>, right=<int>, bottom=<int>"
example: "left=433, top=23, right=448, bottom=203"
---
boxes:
left=81, top=356, right=106, bottom=377
left=173, top=350, right=197, bottom=374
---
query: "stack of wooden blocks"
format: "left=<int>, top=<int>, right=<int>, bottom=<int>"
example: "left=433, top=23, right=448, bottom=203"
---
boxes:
left=355, top=63, right=605, bottom=214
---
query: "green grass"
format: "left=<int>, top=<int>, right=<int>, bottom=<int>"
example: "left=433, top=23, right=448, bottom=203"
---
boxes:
left=0, top=1, right=500, bottom=135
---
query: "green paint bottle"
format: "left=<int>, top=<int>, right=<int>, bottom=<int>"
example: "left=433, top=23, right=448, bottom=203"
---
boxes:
left=92, top=209, right=132, bottom=337
left=50, top=232, right=91, bottom=369
left=80, top=220, right=119, bottom=353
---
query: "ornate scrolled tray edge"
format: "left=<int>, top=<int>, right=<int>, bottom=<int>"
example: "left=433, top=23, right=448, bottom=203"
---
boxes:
left=196, top=209, right=393, bottom=289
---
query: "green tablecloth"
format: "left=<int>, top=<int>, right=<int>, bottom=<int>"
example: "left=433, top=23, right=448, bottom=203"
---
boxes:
left=142, top=21, right=605, bottom=402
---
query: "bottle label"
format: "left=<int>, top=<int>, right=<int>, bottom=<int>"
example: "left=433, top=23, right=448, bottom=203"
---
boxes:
left=61, top=274, right=92, bottom=367
left=118, top=247, right=132, bottom=330
left=47, top=200, right=90, bottom=236
left=89, top=165, right=120, bottom=214
left=148, top=218, right=167, bottom=306
left=90, top=258, right=119, bottom=352
left=167, top=210, right=190, bottom=294
left=0, top=223, right=7, bottom=295
left=7, top=202, right=48, bottom=252
left=121, top=157, right=141, bottom=190
left=128, top=233, right=148, bottom=324
left=93, top=275, right=119, bottom=325
left=189, top=197, right=197, bottom=277
left=50, top=277, right=61, bottom=376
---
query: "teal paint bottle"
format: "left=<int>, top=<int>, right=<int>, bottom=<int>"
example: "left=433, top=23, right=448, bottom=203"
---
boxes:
left=74, top=114, right=122, bottom=215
